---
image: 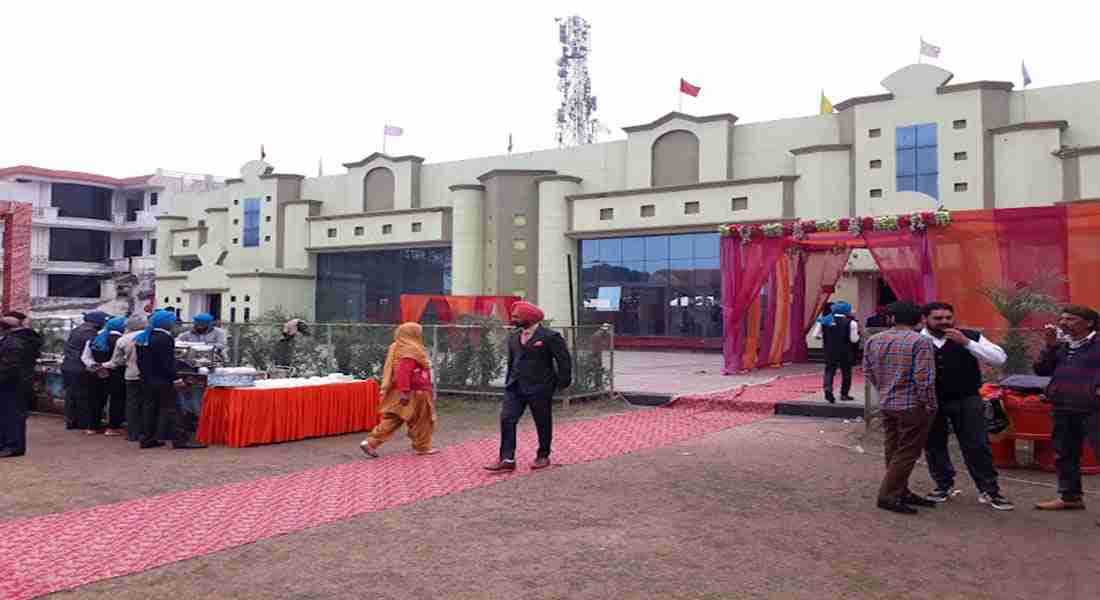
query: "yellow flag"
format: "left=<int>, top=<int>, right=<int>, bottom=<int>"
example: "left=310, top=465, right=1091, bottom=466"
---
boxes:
left=820, top=91, right=834, bottom=115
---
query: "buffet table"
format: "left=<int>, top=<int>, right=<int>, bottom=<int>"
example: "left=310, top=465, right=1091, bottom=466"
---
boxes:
left=196, top=379, right=381, bottom=448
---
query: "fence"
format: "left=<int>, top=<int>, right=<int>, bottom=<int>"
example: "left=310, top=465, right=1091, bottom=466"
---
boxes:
left=221, top=321, right=615, bottom=403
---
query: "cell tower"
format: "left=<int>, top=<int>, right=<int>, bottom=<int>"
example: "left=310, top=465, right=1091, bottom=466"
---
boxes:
left=555, top=15, right=600, bottom=148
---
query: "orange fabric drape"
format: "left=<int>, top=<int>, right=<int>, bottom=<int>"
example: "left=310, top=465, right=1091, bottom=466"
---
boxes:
left=444, top=296, right=478, bottom=320
left=197, top=380, right=380, bottom=448
left=1067, top=202, right=1100, bottom=307
left=766, top=253, right=793, bottom=367
left=400, top=295, right=435, bottom=323
left=927, top=210, right=1005, bottom=330
left=741, top=293, right=764, bottom=369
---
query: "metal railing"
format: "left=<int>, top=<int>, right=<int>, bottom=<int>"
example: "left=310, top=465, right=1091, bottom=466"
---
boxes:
left=220, top=321, right=615, bottom=403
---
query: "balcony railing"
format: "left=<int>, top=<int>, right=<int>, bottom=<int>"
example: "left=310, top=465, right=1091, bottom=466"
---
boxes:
left=31, top=206, right=155, bottom=229
left=111, top=256, right=157, bottom=274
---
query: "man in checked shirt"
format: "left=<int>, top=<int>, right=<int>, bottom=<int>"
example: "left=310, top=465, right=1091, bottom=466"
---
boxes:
left=864, top=301, right=939, bottom=515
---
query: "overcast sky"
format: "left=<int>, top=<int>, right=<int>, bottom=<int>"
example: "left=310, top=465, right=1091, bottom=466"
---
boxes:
left=3, top=1, right=1097, bottom=179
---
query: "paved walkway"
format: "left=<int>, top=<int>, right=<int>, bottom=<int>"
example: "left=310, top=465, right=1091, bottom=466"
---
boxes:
left=613, top=350, right=820, bottom=396
left=0, top=375, right=830, bottom=600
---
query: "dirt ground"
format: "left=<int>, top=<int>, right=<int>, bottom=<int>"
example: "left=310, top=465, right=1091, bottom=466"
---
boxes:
left=5, top=399, right=1099, bottom=600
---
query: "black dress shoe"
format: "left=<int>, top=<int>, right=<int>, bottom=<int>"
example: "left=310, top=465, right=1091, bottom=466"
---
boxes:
left=840, top=395, right=856, bottom=402
left=824, top=393, right=836, bottom=404
left=877, top=499, right=918, bottom=514
left=0, top=449, right=25, bottom=458
left=902, top=493, right=937, bottom=508
left=173, top=441, right=207, bottom=449
left=139, top=440, right=166, bottom=449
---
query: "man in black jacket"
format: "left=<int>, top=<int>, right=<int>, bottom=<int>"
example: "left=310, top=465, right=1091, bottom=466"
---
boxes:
left=135, top=310, right=206, bottom=450
left=1033, top=305, right=1100, bottom=513
left=920, top=302, right=1014, bottom=510
left=62, top=311, right=108, bottom=430
left=0, top=312, right=44, bottom=458
left=485, top=301, right=572, bottom=472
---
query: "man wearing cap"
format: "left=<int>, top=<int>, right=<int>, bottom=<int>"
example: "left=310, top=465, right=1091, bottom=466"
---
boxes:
left=485, top=301, right=572, bottom=472
left=1033, top=305, right=1100, bottom=514
left=62, top=311, right=108, bottom=430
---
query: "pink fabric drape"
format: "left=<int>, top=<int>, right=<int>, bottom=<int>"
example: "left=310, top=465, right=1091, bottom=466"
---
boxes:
left=722, top=236, right=790, bottom=374
left=802, top=246, right=852, bottom=334
left=994, top=206, right=1069, bottom=302
left=862, top=231, right=935, bottom=305
left=747, top=250, right=803, bottom=369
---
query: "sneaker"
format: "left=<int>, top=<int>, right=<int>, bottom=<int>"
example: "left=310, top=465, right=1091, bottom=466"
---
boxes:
left=925, top=488, right=962, bottom=503
left=979, top=492, right=1015, bottom=511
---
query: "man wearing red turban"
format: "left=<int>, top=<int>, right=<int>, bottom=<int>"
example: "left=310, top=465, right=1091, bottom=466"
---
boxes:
left=485, top=301, right=573, bottom=472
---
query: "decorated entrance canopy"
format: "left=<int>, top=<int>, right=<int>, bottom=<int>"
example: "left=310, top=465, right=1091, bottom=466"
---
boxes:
left=400, top=294, right=520, bottom=324
left=719, top=203, right=1100, bottom=374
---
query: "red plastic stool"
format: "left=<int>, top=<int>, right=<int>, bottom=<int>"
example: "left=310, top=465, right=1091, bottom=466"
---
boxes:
left=989, top=436, right=1017, bottom=468
left=1034, top=439, right=1100, bottom=475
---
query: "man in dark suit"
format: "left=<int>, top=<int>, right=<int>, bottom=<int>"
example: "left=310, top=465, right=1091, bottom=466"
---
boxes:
left=485, top=301, right=572, bottom=472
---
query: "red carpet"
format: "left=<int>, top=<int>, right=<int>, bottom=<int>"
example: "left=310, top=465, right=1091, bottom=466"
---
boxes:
left=0, top=375, right=819, bottom=600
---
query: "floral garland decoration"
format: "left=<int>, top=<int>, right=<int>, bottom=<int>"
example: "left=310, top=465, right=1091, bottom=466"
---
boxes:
left=719, top=209, right=952, bottom=242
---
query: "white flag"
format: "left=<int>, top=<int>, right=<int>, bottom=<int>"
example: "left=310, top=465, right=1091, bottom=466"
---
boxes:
left=920, top=38, right=941, bottom=59
left=1022, top=61, right=1032, bottom=87
left=384, top=125, right=404, bottom=136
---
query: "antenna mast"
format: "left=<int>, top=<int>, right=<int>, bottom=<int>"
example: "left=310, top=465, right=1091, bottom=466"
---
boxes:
left=555, top=15, right=600, bottom=148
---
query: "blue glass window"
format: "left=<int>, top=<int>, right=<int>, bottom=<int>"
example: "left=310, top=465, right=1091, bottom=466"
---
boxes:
left=598, top=238, right=622, bottom=263
left=645, top=236, right=669, bottom=261
left=669, top=235, right=693, bottom=259
left=242, top=197, right=261, bottom=247
left=576, top=232, right=723, bottom=339
left=895, top=123, right=938, bottom=200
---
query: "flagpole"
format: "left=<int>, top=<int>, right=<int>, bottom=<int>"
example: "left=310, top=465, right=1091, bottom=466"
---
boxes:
left=918, top=37, right=922, bottom=64
left=382, top=126, right=386, bottom=154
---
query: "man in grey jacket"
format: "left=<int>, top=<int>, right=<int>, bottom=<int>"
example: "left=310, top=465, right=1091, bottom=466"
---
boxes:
left=100, top=315, right=148, bottom=441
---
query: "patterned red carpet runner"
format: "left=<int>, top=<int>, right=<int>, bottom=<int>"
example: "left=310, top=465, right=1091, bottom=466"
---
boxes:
left=0, top=375, right=824, bottom=600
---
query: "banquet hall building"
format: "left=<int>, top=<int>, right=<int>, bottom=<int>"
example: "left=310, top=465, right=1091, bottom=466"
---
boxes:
left=154, top=63, right=1100, bottom=347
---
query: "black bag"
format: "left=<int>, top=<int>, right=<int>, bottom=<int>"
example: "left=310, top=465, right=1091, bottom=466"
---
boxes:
left=985, top=397, right=1010, bottom=435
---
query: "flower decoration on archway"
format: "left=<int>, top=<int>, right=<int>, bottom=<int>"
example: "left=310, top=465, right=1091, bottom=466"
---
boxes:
left=719, top=209, right=952, bottom=244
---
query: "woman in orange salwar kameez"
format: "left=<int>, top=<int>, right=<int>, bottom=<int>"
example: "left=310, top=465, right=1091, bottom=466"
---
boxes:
left=360, top=322, right=437, bottom=458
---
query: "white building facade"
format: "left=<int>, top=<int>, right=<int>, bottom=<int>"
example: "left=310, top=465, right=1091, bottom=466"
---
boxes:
left=0, top=165, right=224, bottom=315
left=154, top=64, right=1100, bottom=347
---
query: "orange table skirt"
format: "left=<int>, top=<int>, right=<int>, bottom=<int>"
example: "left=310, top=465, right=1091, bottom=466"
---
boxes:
left=196, top=380, right=381, bottom=448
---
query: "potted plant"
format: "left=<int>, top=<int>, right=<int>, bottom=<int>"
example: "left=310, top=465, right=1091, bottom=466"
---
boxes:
left=977, top=272, right=1064, bottom=376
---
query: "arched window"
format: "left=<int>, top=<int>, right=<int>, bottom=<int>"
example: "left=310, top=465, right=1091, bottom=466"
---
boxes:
left=651, top=130, right=700, bottom=188
left=363, top=167, right=395, bottom=211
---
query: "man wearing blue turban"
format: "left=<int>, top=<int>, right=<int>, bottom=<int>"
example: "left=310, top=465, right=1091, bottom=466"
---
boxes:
left=811, top=300, right=861, bottom=403
left=177, top=313, right=228, bottom=356
left=81, top=316, right=128, bottom=434
left=136, top=310, right=206, bottom=450
left=61, top=311, right=109, bottom=429
left=176, top=313, right=227, bottom=439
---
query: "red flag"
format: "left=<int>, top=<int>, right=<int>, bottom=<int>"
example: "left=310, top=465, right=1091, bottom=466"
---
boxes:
left=680, top=78, right=701, bottom=97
